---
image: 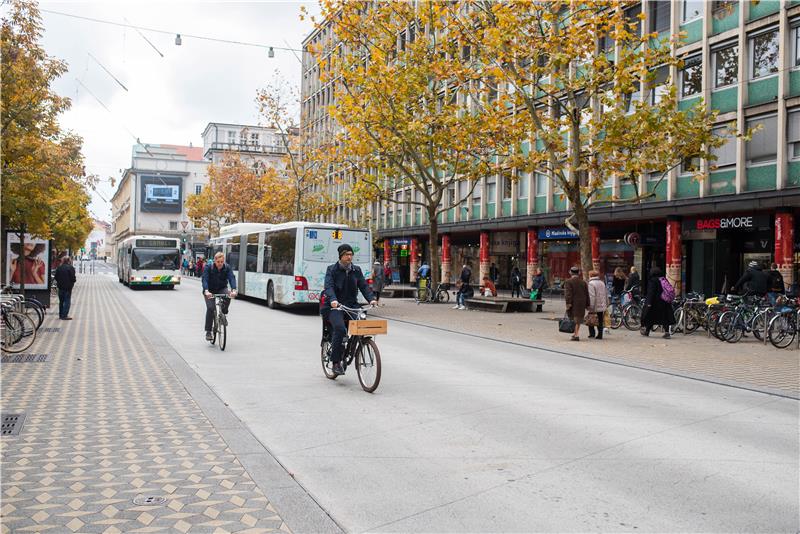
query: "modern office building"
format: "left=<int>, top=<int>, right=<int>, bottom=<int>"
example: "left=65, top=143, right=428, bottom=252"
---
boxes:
left=301, top=0, right=799, bottom=294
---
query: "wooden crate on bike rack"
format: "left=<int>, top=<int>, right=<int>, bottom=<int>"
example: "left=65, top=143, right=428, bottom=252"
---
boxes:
left=348, top=319, right=388, bottom=336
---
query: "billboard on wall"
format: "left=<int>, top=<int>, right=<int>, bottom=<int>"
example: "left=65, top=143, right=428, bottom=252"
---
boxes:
left=140, top=175, right=183, bottom=213
left=5, top=232, right=51, bottom=290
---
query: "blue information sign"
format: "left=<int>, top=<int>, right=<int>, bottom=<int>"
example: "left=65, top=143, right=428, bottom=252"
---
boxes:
left=538, top=227, right=578, bottom=240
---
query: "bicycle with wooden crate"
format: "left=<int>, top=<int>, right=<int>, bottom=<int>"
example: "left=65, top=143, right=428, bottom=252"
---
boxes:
left=320, top=304, right=386, bottom=393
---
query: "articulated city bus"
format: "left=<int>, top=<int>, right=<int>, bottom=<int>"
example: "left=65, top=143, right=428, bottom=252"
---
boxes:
left=117, top=235, right=181, bottom=288
left=209, top=221, right=373, bottom=307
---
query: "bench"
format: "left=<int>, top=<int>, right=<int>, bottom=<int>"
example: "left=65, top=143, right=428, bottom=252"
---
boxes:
left=465, top=296, right=545, bottom=313
left=380, top=285, right=417, bottom=298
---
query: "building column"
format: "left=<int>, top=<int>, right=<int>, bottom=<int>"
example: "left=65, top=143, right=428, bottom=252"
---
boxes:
left=479, top=231, right=490, bottom=284
left=409, top=237, right=419, bottom=283
left=775, top=211, right=795, bottom=290
left=590, top=226, right=601, bottom=274
left=526, top=228, right=538, bottom=289
left=666, top=216, right=682, bottom=295
left=383, top=239, right=391, bottom=266
left=441, top=234, right=451, bottom=283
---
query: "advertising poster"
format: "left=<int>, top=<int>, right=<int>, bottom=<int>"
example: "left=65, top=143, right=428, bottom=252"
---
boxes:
left=6, top=232, right=50, bottom=290
left=140, top=175, right=183, bottom=213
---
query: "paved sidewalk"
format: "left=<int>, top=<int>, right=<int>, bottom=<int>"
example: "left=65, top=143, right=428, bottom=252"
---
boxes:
left=373, top=294, right=800, bottom=398
left=1, top=275, right=292, bottom=534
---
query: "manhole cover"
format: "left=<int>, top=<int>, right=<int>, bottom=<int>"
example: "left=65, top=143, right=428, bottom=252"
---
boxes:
left=1, top=413, right=26, bottom=436
left=1, top=354, right=48, bottom=363
left=133, top=495, right=167, bottom=506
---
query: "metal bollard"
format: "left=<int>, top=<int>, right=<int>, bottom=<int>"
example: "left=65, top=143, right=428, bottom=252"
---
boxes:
left=763, top=309, right=770, bottom=346
left=796, top=309, right=800, bottom=350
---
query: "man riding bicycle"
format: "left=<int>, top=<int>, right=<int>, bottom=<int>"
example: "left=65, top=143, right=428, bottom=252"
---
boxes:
left=320, top=244, right=377, bottom=376
left=202, top=252, right=237, bottom=341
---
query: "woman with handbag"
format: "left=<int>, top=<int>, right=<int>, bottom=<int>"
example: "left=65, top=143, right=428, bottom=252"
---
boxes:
left=586, top=270, right=608, bottom=340
left=564, top=266, right=589, bottom=341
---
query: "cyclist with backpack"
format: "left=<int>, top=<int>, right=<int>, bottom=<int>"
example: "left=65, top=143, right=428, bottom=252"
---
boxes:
left=640, top=266, right=676, bottom=338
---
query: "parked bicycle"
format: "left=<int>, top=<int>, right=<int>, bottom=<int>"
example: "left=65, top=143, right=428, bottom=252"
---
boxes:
left=207, top=294, right=231, bottom=351
left=415, top=282, right=451, bottom=304
left=767, top=296, right=798, bottom=349
left=320, top=304, right=385, bottom=393
left=1, top=285, right=45, bottom=330
left=1, top=301, right=37, bottom=353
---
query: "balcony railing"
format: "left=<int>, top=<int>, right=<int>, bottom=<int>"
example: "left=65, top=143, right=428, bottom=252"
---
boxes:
left=207, top=142, right=289, bottom=155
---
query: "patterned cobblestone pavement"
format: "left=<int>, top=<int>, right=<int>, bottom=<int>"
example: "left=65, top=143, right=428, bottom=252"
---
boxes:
left=1, top=275, right=291, bottom=533
left=373, top=293, right=800, bottom=398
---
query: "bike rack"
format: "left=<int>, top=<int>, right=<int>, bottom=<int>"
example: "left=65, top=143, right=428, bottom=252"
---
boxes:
left=796, top=308, right=800, bottom=350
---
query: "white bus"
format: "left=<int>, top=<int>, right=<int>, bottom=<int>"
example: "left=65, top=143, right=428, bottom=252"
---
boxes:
left=209, top=221, right=373, bottom=307
left=117, top=235, right=181, bottom=288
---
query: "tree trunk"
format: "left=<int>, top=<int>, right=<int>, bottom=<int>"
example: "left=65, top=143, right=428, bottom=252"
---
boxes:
left=428, top=207, right=439, bottom=292
left=570, top=190, right=593, bottom=279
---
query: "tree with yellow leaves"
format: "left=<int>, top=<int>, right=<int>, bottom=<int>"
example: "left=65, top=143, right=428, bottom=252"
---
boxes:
left=2, top=0, right=94, bottom=291
left=452, top=1, right=726, bottom=275
left=257, top=76, right=334, bottom=221
left=315, top=0, right=514, bottom=289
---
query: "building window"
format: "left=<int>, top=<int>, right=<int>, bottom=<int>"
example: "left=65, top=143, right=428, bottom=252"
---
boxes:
left=535, top=173, right=548, bottom=197
left=502, top=174, right=512, bottom=200
left=486, top=176, right=496, bottom=203
left=250, top=133, right=259, bottom=146
left=518, top=172, right=529, bottom=199
left=710, top=125, right=736, bottom=168
left=649, top=0, right=671, bottom=34
left=169, top=221, right=178, bottom=231
left=227, top=131, right=237, bottom=144
left=794, top=24, right=800, bottom=68
left=746, top=114, right=778, bottom=164
left=472, top=180, right=482, bottom=203
left=750, top=28, right=779, bottom=79
left=680, top=55, right=702, bottom=98
left=683, top=0, right=703, bottom=22
left=195, top=184, right=203, bottom=195
left=713, top=43, right=738, bottom=88
left=624, top=3, right=642, bottom=37
left=651, top=66, right=669, bottom=104
left=788, top=110, right=800, bottom=160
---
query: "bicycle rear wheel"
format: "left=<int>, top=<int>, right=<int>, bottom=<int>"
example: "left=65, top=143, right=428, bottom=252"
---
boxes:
left=24, top=299, right=45, bottom=329
left=436, top=289, right=450, bottom=303
left=1, top=313, right=36, bottom=353
left=768, top=314, right=796, bottom=349
left=623, top=304, right=641, bottom=330
left=320, top=339, right=338, bottom=379
left=355, top=338, right=381, bottom=393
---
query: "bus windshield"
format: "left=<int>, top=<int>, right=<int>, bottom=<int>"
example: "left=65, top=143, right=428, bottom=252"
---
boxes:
left=132, top=248, right=180, bottom=270
left=303, top=228, right=370, bottom=264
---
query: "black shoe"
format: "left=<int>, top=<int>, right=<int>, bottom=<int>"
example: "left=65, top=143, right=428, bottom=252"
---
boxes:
left=662, top=333, right=671, bottom=339
left=588, top=334, right=595, bottom=338
left=596, top=336, right=603, bottom=340
left=205, top=331, right=213, bottom=341
left=570, top=336, right=579, bottom=341
left=332, top=363, right=345, bottom=376
left=640, top=330, right=649, bottom=337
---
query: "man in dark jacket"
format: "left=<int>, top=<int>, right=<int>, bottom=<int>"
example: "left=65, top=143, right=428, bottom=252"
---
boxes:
left=641, top=266, right=676, bottom=338
left=766, top=262, right=785, bottom=305
left=54, top=256, right=77, bottom=320
left=732, top=261, right=769, bottom=297
left=202, top=252, right=237, bottom=341
left=564, top=266, right=589, bottom=341
left=624, top=265, right=641, bottom=297
left=321, top=244, right=377, bottom=375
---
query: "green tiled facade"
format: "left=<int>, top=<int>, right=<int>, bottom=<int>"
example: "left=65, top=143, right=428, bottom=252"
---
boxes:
left=678, top=96, right=701, bottom=111
left=790, top=70, right=800, bottom=97
left=748, top=77, right=779, bottom=106
left=534, top=196, right=547, bottom=213
left=470, top=203, right=481, bottom=220
left=709, top=170, right=737, bottom=196
left=788, top=162, right=800, bottom=187
left=646, top=179, right=667, bottom=200
left=680, top=19, right=703, bottom=45
left=516, top=199, right=527, bottom=214
left=746, top=165, right=777, bottom=192
left=552, top=194, right=566, bottom=211
left=487, top=203, right=496, bottom=218
left=711, top=87, right=737, bottom=113
left=748, top=0, right=780, bottom=21
left=712, top=3, right=739, bottom=34
left=501, top=200, right=512, bottom=217
left=619, top=184, right=638, bottom=200
left=676, top=175, right=700, bottom=199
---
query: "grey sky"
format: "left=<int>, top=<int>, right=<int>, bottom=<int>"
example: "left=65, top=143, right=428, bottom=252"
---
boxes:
left=38, top=0, right=319, bottom=222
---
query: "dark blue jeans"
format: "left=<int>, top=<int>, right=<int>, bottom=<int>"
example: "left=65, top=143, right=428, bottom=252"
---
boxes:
left=58, top=289, right=72, bottom=318
left=323, top=310, right=348, bottom=363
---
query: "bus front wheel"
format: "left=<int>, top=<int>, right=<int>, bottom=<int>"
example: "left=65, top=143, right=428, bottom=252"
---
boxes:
left=267, top=282, right=277, bottom=309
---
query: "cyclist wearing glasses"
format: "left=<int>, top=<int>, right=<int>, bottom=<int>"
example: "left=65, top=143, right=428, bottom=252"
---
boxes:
left=202, top=252, right=237, bottom=341
left=320, top=244, right=377, bottom=376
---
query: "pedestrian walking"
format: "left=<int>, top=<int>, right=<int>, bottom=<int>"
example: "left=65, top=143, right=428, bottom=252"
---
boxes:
left=383, top=262, right=393, bottom=286
left=640, top=266, right=676, bottom=338
left=564, top=266, right=589, bottom=341
left=182, top=257, right=189, bottom=275
left=490, top=262, right=500, bottom=285
left=587, top=270, right=608, bottom=340
left=54, top=256, right=76, bottom=320
left=453, top=264, right=473, bottom=310
left=510, top=266, right=523, bottom=298
left=189, top=260, right=195, bottom=277
left=372, top=260, right=385, bottom=305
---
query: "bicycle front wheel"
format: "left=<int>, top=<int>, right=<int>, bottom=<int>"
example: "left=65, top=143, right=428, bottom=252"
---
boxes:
left=436, top=289, right=450, bottom=303
left=768, top=314, right=796, bottom=349
left=355, top=338, right=381, bottom=393
left=218, top=318, right=227, bottom=351
left=623, top=304, right=641, bottom=330
left=609, top=306, right=623, bottom=329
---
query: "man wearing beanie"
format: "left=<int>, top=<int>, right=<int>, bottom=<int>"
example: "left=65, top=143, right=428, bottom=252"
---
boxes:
left=320, top=243, right=377, bottom=375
